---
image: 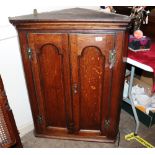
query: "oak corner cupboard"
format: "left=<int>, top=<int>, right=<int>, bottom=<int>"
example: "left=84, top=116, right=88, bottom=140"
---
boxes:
left=9, top=8, right=131, bottom=143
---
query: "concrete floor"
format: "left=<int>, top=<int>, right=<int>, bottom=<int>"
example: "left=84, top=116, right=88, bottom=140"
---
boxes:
left=21, top=110, right=155, bottom=148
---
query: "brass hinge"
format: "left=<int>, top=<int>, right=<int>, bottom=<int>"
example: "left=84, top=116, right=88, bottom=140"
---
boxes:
left=27, top=47, right=32, bottom=59
left=109, top=49, right=116, bottom=69
left=104, top=119, right=110, bottom=129
left=37, top=115, right=43, bottom=124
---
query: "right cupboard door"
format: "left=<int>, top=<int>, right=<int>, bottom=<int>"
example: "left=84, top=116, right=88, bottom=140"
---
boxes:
left=70, top=32, right=124, bottom=138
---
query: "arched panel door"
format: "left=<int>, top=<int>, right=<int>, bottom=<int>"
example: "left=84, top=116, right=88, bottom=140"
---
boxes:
left=78, top=46, right=105, bottom=130
left=28, top=33, right=72, bottom=134
left=70, top=33, right=122, bottom=138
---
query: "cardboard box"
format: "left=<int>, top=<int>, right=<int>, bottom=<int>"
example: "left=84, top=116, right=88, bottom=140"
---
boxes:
left=140, top=71, right=153, bottom=86
left=130, top=76, right=152, bottom=96
left=123, top=71, right=155, bottom=127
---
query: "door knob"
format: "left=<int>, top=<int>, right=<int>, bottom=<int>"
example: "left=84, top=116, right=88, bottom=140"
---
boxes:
left=72, top=83, right=78, bottom=94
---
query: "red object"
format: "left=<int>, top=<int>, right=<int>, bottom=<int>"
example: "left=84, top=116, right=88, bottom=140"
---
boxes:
left=128, top=42, right=155, bottom=92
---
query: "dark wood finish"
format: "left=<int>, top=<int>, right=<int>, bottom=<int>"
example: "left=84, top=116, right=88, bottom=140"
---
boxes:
left=9, top=8, right=130, bottom=142
left=9, top=8, right=130, bottom=23
left=0, top=75, right=22, bottom=148
left=27, top=33, right=72, bottom=134
left=70, top=34, right=112, bottom=134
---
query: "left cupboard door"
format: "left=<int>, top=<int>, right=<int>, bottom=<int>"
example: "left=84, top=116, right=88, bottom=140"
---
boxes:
left=27, top=33, right=73, bottom=136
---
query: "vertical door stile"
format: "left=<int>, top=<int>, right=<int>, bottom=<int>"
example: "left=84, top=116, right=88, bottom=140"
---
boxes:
left=100, top=33, right=116, bottom=135
left=27, top=33, right=46, bottom=131
left=104, top=33, right=116, bottom=132
left=107, top=32, right=125, bottom=138
left=69, top=34, right=80, bottom=132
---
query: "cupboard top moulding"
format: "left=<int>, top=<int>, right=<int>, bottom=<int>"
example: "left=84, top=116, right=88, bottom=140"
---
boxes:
left=9, top=8, right=131, bottom=30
